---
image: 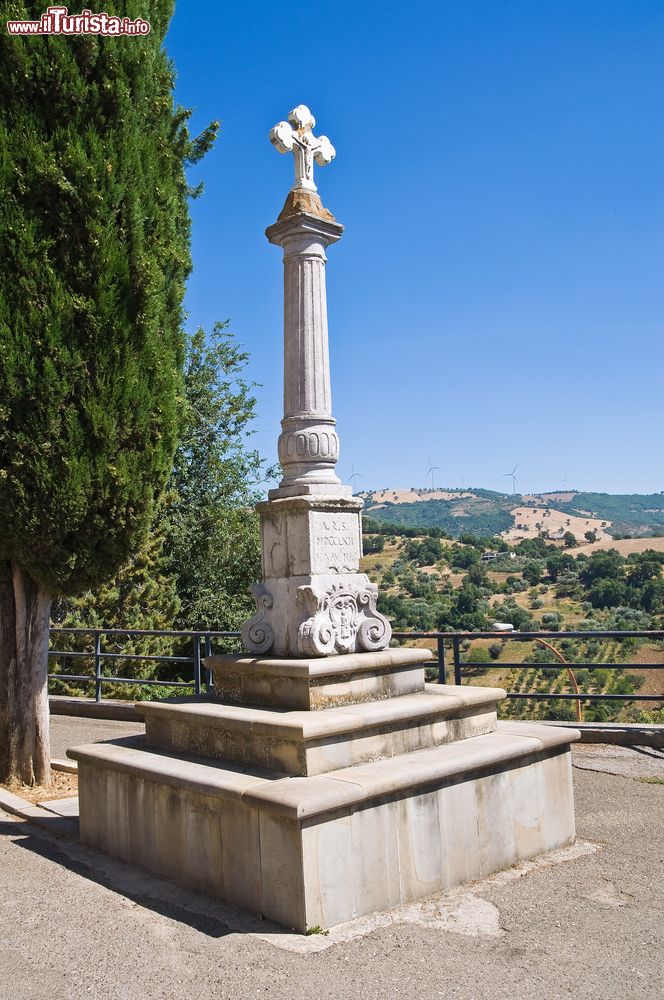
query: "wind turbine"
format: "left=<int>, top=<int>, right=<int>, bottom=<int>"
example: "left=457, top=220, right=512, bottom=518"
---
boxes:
left=426, top=456, right=443, bottom=491
left=502, top=463, right=519, bottom=495
left=348, top=462, right=363, bottom=494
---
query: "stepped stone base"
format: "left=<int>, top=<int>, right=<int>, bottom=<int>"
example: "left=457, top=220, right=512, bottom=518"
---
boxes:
left=140, top=684, right=503, bottom=777
left=207, top=648, right=429, bottom=710
left=70, top=724, right=577, bottom=932
left=70, top=648, right=579, bottom=933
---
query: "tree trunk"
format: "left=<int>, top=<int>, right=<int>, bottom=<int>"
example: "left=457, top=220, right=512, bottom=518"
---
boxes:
left=0, top=561, right=52, bottom=786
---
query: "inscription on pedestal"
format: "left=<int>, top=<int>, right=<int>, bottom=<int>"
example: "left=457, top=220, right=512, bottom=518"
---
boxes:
left=311, top=512, right=360, bottom=574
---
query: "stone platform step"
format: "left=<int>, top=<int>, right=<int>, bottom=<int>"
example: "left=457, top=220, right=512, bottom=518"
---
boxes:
left=69, top=722, right=576, bottom=822
left=138, top=684, right=505, bottom=776
left=205, top=647, right=433, bottom=710
left=69, top=721, right=579, bottom=931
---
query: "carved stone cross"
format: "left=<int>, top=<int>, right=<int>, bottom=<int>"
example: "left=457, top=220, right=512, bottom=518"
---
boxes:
left=269, top=105, right=335, bottom=193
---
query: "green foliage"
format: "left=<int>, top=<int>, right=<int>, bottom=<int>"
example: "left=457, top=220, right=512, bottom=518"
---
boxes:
left=553, top=492, right=664, bottom=534
left=546, top=702, right=577, bottom=722
left=464, top=563, right=490, bottom=588
left=447, top=544, right=480, bottom=569
left=362, top=516, right=450, bottom=540
left=366, top=498, right=513, bottom=537
left=638, top=578, right=664, bottom=614
left=404, top=536, right=442, bottom=566
left=378, top=593, right=439, bottom=631
left=50, top=512, right=182, bottom=695
left=546, top=553, right=575, bottom=581
left=363, top=534, right=385, bottom=555
left=626, top=558, right=662, bottom=588
left=50, top=322, right=268, bottom=693
left=578, top=549, right=624, bottom=588
left=494, top=601, right=534, bottom=631
left=161, top=323, right=268, bottom=631
left=588, top=578, right=627, bottom=609
left=514, top=537, right=553, bottom=559
left=463, top=645, right=491, bottom=665
left=459, top=533, right=507, bottom=551
left=369, top=502, right=662, bottom=723
left=523, top=561, right=544, bottom=586
left=591, top=606, right=651, bottom=631
left=133, top=684, right=191, bottom=701
left=0, top=1, right=218, bottom=596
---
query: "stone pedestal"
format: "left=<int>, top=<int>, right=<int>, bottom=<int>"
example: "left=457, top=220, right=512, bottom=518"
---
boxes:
left=243, top=494, right=391, bottom=657
left=70, top=655, right=580, bottom=932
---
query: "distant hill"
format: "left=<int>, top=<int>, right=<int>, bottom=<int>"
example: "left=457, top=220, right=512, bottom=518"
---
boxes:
left=361, top=488, right=664, bottom=540
left=535, top=492, right=664, bottom=536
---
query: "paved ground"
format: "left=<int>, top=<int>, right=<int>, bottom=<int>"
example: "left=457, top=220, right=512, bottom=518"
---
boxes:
left=1, top=732, right=663, bottom=1000
left=49, top=715, right=145, bottom=760
left=572, top=741, right=664, bottom=779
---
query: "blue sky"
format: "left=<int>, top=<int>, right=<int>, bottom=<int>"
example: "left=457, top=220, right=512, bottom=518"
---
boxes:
left=166, top=1, right=664, bottom=496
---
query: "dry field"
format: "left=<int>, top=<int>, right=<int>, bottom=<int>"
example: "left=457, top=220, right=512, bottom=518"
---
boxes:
left=573, top=535, right=664, bottom=557
left=502, top=505, right=612, bottom=543
left=626, top=644, right=664, bottom=702
left=365, top=488, right=474, bottom=507
left=489, top=586, right=586, bottom=628
left=359, top=541, right=402, bottom=574
left=523, top=492, right=577, bottom=504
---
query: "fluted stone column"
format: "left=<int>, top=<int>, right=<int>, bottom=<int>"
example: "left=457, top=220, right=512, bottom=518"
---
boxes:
left=268, top=209, right=345, bottom=497
left=241, top=106, right=391, bottom=658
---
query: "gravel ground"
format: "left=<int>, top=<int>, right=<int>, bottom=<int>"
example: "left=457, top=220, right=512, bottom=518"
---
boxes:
left=1, top=751, right=663, bottom=1000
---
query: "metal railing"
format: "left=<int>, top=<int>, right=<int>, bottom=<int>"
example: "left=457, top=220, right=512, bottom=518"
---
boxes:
left=48, top=628, right=242, bottom=701
left=48, top=627, right=664, bottom=710
left=392, top=630, right=664, bottom=711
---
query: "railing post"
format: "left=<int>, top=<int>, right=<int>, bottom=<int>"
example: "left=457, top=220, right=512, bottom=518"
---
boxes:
left=193, top=633, right=202, bottom=696
left=437, top=636, right=447, bottom=685
left=204, top=634, right=212, bottom=693
left=94, top=631, right=102, bottom=702
left=453, top=636, right=462, bottom=686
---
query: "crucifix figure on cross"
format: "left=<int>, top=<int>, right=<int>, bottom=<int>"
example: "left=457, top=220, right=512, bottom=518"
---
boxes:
left=269, top=105, right=336, bottom=193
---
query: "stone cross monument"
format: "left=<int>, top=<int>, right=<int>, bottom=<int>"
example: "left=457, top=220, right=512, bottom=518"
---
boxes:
left=71, top=106, right=579, bottom=935
left=241, top=105, right=392, bottom=657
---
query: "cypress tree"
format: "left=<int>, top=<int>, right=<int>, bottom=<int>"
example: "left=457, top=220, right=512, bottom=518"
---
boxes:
left=0, top=1, right=217, bottom=784
left=51, top=511, right=182, bottom=699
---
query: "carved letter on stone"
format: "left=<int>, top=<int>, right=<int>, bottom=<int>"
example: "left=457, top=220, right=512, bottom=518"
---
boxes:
left=242, top=584, right=275, bottom=655
left=297, top=582, right=392, bottom=657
